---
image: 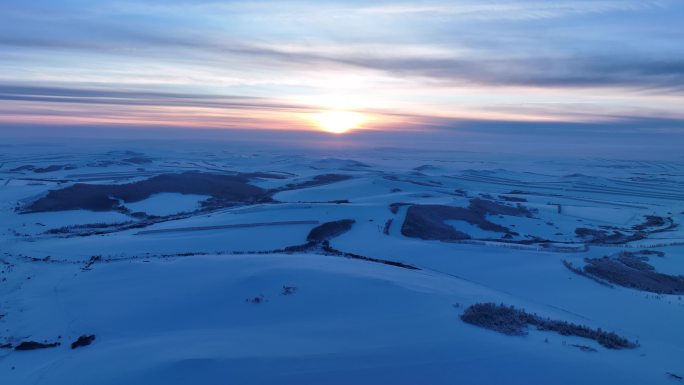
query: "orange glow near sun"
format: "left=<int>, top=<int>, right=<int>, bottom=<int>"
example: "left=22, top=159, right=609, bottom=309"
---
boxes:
left=311, top=110, right=366, bottom=134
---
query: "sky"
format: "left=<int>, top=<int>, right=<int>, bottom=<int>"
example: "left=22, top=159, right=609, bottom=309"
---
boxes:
left=0, top=0, right=683, bottom=143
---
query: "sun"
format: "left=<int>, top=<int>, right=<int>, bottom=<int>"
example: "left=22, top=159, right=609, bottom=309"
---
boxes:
left=311, top=110, right=366, bottom=134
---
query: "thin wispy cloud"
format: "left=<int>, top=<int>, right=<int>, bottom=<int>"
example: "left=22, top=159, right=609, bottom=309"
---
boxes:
left=360, top=1, right=663, bottom=19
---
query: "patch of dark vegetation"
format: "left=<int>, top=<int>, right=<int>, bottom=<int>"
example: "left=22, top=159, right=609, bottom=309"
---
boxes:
left=463, top=197, right=532, bottom=217
left=402, top=205, right=471, bottom=240
left=136, top=220, right=319, bottom=236
left=71, top=335, right=96, bottom=349
left=113, top=150, right=144, bottom=156
left=277, top=174, right=352, bottom=191
left=575, top=228, right=645, bottom=244
left=15, top=341, right=61, bottom=351
left=571, top=344, right=598, bottom=352
left=461, top=303, right=528, bottom=336
left=281, top=286, right=297, bottom=295
left=633, top=215, right=677, bottom=234
left=21, top=172, right=271, bottom=213
left=46, top=221, right=136, bottom=235
left=49, top=222, right=132, bottom=237
left=401, top=198, right=532, bottom=241
left=413, top=164, right=440, bottom=172
left=389, top=202, right=409, bottom=214
left=10, top=165, right=35, bottom=172
left=499, top=195, right=527, bottom=202
left=577, top=216, right=676, bottom=245
left=575, top=228, right=602, bottom=239
left=34, top=165, right=64, bottom=173
left=564, top=173, right=589, bottom=178
left=413, top=179, right=442, bottom=187
left=580, top=252, right=684, bottom=294
left=235, top=237, right=419, bottom=272
left=41, top=165, right=76, bottom=173
left=307, top=219, right=355, bottom=242
left=617, top=253, right=653, bottom=271
left=562, top=260, right=614, bottom=288
left=640, top=250, right=665, bottom=257
left=26, top=256, right=51, bottom=263
left=384, top=175, right=441, bottom=187
left=301, top=199, right=350, bottom=204
left=280, top=241, right=319, bottom=253
left=310, top=158, right=370, bottom=170
left=82, top=255, right=102, bottom=271
left=383, top=219, right=393, bottom=235
left=10, top=164, right=76, bottom=173
left=634, top=215, right=666, bottom=229
left=246, top=295, right=265, bottom=304
left=45, top=211, right=205, bottom=237
left=667, top=372, right=683, bottom=381
left=240, top=172, right=290, bottom=180
left=507, top=190, right=531, bottom=195
left=565, top=251, right=684, bottom=294
left=460, top=303, right=636, bottom=349
left=321, top=241, right=419, bottom=270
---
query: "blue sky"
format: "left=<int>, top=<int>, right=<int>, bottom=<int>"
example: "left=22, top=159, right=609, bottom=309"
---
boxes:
left=0, top=0, right=683, bottom=136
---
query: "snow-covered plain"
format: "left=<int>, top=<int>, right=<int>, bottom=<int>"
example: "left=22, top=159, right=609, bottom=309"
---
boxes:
left=1, top=142, right=683, bottom=384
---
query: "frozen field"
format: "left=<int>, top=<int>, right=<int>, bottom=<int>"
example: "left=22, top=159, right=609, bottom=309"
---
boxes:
left=1, top=142, right=683, bottom=385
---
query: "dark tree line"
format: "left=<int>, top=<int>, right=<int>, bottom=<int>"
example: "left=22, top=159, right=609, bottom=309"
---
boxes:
left=460, top=303, right=636, bottom=349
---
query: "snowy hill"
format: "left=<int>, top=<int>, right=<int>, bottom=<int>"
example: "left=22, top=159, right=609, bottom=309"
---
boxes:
left=1, top=143, right=683, bottom=384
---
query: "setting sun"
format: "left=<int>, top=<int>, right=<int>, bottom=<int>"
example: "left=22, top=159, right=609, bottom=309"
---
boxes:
left=311, top=110, right=366, bottom=134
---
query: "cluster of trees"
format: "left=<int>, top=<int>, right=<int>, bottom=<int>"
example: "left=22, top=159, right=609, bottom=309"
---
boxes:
left=460, top=303, right=636, bottom=349
left=632, top=215, right=667, bottom=231
left=401, top=198, right=533, bottom=241
left=307, top=219, right=355, bottom=242
left=279, top=174, right=352, bottom=191
left=389, top=202, right=409, bottom=214
left=382, top=219, right=393, bottom=235
left=574, top=227, right=644, bottom=244
left=562, top=260, right=614, bottom=288
left=320, top=241, right=418, bottom=270
left=14, top=341, right=61, bottom=350
left=45, top=221, right=135, bottom=235
left=583, top=255, right=684, bottom=294
left=564, top=251, right=684, bottom=295
left=23, top=172, right=270, bottom=213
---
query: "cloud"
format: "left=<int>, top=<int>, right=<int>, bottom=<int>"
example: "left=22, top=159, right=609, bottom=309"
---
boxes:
left=434, top=115, right=684, bottom=134
left=3, top=28, right=682, bottom=94
left=338, top=56, right=684, bottom=92
left=360, top=1, right=663, bottom=20
left=0, top=84, right=311, bottom=112
left=0, top=0, right=682, bottom=133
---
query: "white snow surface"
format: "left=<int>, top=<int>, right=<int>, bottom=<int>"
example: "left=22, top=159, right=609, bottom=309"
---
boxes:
left=1, top=142, right=683, bottom=385
left=124, top=193, right=210, bottom=216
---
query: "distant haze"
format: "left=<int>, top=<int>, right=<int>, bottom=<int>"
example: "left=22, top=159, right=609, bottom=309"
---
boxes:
left=1, top=123, right=682, bottom=160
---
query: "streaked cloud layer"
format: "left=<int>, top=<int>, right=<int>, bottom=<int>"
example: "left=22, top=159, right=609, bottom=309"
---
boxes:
left=1, top=0, right=683, bottom=133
